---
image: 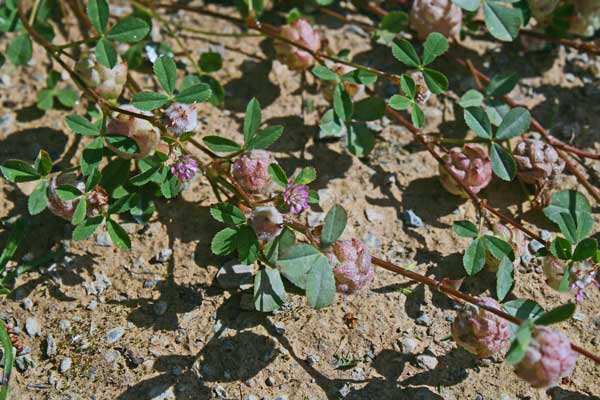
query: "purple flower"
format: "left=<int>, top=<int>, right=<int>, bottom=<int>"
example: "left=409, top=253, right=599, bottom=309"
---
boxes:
left=171, top=155, right=199, bottom=182
left=283, top=180, right=309, bottom=214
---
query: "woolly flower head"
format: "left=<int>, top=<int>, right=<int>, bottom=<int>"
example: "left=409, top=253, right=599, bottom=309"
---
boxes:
left=231, top=150, right=277, bottom=198
left=163, top=102, right=198, bottom=137
left=171, top=155, right=200, bottom=182
left=326, top=239, right=374, bottom=293
left=274, top=18, right=322, bottom=71
left=283, top=179, right=309, bottom=214
left=439, top=144, right=492, bottom=197
left=75, top=52, right=127, bottom=101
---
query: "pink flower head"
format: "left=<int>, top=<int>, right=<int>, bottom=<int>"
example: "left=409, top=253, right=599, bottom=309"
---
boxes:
left=171, top=155, right=199, bottom=182
left=75, top=52, right=127, bottom=101
left=513, top=139, right=565, bottom=187
left=250, top=205, right=283, bottom=241
left=514, top=326, right=578, bottom=388
left=451, top=297, right=511, bottom=357
left=542, top=257, right=599, bottom=301
left=439, top=144, right=493, bottom=197
left=409, top=0, right=463, bottom=40
left=106, top=105, right=161, bottom=160
left=326, top=238, right=374, bottom=293
left=274, top=18, right=322, bottom=71
left=283, top=179, right=309, bottom=214
left=231, top=150, right=277, bottom=198
left=163, top=102, right=198, bottom=137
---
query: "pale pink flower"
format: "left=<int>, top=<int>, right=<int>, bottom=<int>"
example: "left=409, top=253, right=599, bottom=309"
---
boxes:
left=513, top=139, right=565, bottom=187
left=439, top=144, right=492, bottom=197
left=231, top=150, right=277, bottom=198
left=75, top=52, right=127, bottom=101
left=274, top=18, right=322, bottom=71
left=326, top=239, right=374, bottom=293
left=106, top=105, right=161, bottom=160
left=409, top=0, right=462, bottom=40
left=250, top=205, right=283, bottom=241
left=171, top=155, right=199, bottom=182
left=163, top=102, right=198, bottom=137
left=283, top=179, right=309, bottom=214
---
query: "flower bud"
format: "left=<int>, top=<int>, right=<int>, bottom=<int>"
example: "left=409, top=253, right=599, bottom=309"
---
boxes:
left=47, top=174, right=108, bottom=221
left=439, top=144, right=492, bottom=197
left=485, top=223, right=526, bottom=271
left=514, top=326, right=577, bottom=388
left=322, top=63, right=364, bottom=102
left=283, top=179, right=309, bottom=214
left=106, top=105, right=161, bottom=160
left=75, top=52, right=127, bottom=101
left=274, top=18, right=322, bottom=71
left=326, top=238, right=374, bottom=293
left=409, top=0, right=462, bottom=40
left=513, top=139, right=565, bottom=187
left=451, top=297, right=511, bottom=357
left=163, top=102, right=198, bottom=137
left=231, top=150, right=277, bottom=198
left=171, top=155, right=200, bottom=182
left=250, top=205, right=283, bottom=241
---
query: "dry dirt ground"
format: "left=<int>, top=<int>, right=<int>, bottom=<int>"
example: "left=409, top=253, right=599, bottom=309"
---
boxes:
left=1, top=1, right=600, bottom=400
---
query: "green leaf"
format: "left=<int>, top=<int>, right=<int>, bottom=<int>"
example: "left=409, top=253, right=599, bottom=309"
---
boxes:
left=311, top=65, right=338, bottom=81
left=453, top=220, right=478, bottom=238
left=100, top=158, right=130, bottom=193
left=503, top=299, right=544, bottom=321
left=489, top=142, right=516, bottom=181
left=174, top=83, right=212, bottom=104
left=483, top=235, right=515, bottom=261
left=264, top=228, right=296, bottom=264
left=153, top=56, right=177, bottom=94
left=56, top=184, right=82, bottom=201
left=95, top=37, right=117, bottom=69
left=496, top=256, right=513, bottom=301
left=572, top=238, right=597, bottom=261
left=391, top=38, right=420, bottom=67
left=353, top=97, right=385, bottom=121
left=268, top=163, right=288, bottom=187
left=483, top=1, right=522, bottom=42
left=0, top=320, right=15, bottom=400
left=55, top=88, right=78, bottom=108
left=379, top=11, right=408, bottom=33
left=34, top=150, right=52, bottom=176
left=464, top=107, right=492, bottom=138
left=211, top=227, right=238, bottom=255
left=71, top=197, right=87, bottom=225
left=254, top=269, right=286, bottom=312
left=36, top=88, right=54, bottom=110
left=452, top=0, right=480, bottom=12
left=549, top=237, right=572, bottom=260
left=202, top=136, right=242, bottom=153
left=0, top=217, right=27, bottom=274
left=247, top=125, right=284, bottom=150
left=459, top=89, right=484, bottom=108
left=129, top=165, right=161, bottom=186
left=319, top=109, right=344, bottom=138
left=422, top=32, right=449, bottom=65
left=495, top=107, right=530, bottom=140
left=294, top=167, right=317, bottom=185
left=199, top=51, right=222, bottom=72
left=544, top=190, right=592, bottom=242
left=243, top=98, right=262, bottom=144
left=486, top=72, right=519, bottom=97
left=347, top=123, right=375, bottom=158
left=306, top=256, right=335, bottom=309
left=105, top=135, right=140, bottom=155
left=401, top=74, right=416, bottom=99
left=65, top=114, right=100, bottom=136
left=411, top=104, right=425, bottom=128
left=534, top=303, right=576, bottom=326
left=333, top=83, right=353, bottom=122
left=72, top=215, right=104, bottom=240
left=237, top=225, right=259, bottom=264
left=0, top=160, right=40, bottom=182
left=277, top=244, right=321, bottom=289
left=86, top=0, right=109, bottom=33
left=210, top=202, right=246, bottom=225
left=485, top=98, right=511, bottom=126
left=132, top=91, right=170, bottom=111
left=422, top=68, right=448, bottom=94
left=7, top=33, right=32, bottom=65
left=389, top=95, right=412, bottom=111
left=160, top=169, right=181, bottom=199
left=28, top=180, right=48, bottom=215
left=463, top=238, right=486, bottom=275
left=106, top=218, right=131, bottom=249
left=106, top=17, right=150, bottom=43
left=80, top=137, right=104, bottom=175
left=320, top=204, right=347, bottom=248
left=341, top=69, right=378, bottom=85
left=505, top=323, right=532, bottom=365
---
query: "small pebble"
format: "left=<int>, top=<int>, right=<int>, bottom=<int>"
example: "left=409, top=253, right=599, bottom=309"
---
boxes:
left=25, top=318, right=40, bottom=336
left=156, top=248, right=173, bottom=263
left=338, top=384, right=351, bottom=398
left=265, top=376, right=276, bottom=386
left=87, top=300, right=98, bottom=311
left=21, top=298, right=33, bottom=311
left=60, top=357, right=72, bottom=373
left=214, top=386, right=227, bottom=398
left=416, top=313, right=431, bottom=326
left=402, top=210, right=423, bottom=228
left=153, top=301, right=168, bottom=316
left=106, top=327, right=125, bottom=344
left=95, top=232, right=113, bottom=246
left=416, top=354, right=438, bottom=370
left=46, top=334, right=57, bottom=357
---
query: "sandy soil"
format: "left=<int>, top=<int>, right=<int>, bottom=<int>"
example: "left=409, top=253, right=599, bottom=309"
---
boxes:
left=0, top=2, right=599, bottom=400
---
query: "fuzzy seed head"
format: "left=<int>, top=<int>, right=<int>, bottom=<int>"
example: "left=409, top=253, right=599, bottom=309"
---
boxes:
left=163, top=102, right=198, bottom=137
left=326, top=238, right=374, bottom=293
left=250, top=205, right=284, bottom=241
left=514, top=326, right=577, bottom=388
left=409, top=0, right=462, bottom=40
left=75, top=52, right=127, bottom=101
left=106, top=105, right=161, bottom=160
left=274, top=18, right=322, bottom=71
left=231, top=150, right=277, bottom=198
left=439, top=144, right=492, bottom=197
left=451, top=297, right=511, bottom=357
left=513, top=139, right=565, bottom=187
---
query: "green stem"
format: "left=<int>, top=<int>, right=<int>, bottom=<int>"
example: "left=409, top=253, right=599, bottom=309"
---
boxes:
left=55, top=36, right=100, bottom=50
left=28, top=0, right=41, bottom=25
